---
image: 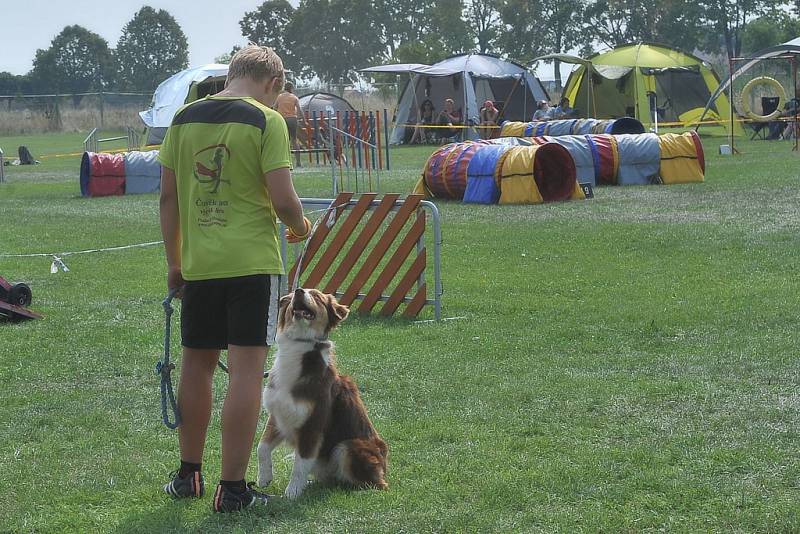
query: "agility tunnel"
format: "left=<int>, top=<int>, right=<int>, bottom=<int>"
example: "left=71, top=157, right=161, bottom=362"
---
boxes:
left=488, top=131, right=704, bottom=186
left=80, top=151, right=162, bottom=197
left=500, top=117, right=644, bottom=138
left=417, top=141, right=583, bottom=205
left=80, top=152, right=126, bottom=197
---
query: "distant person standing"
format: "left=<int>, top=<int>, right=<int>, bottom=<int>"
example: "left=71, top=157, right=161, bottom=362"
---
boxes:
left=275, top=81, right=303, bottom=151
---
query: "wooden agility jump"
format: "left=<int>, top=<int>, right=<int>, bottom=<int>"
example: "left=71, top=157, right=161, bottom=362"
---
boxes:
left=281, top=193, right=442, bottom=319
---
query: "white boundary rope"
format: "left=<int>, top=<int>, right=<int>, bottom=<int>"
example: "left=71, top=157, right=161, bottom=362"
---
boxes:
left=0, top=241, right=164, bottom=273
left=0, top=201, right=350, bottom=275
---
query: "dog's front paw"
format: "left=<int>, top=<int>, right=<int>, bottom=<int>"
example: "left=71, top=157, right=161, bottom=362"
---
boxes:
left=257, top=442, right=273, bottom=487
left=257, top=469, right=273, bottom=488
left=284, top=480, right=307, bottom=499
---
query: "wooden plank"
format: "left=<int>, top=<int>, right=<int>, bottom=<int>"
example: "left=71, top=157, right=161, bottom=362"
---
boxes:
left=288, top=192, right=352, bottom=285
left=323, top=194, right=399, bottom=294
left=303, top=194, right=375, bottom=289
left=339, top=195, right=423, bottom=306
left=359, top=217, right=425, bottom=313
left=378, top=250, right=426, bottom=316
left=402, top=284, right=428, bottom=318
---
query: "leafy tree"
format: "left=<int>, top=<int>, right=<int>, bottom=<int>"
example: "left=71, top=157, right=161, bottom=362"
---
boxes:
left=374, top=0, right=431, bottom=58
left=376, top=0, right=472, bottom=64
left=582, top=0, right=704, bottom=52
left=466, top=0, right=502, bottom=54
left=239, top=1, right=296, bottom=68
left=699, top=0, right=769, bottom=59
left=115, top=6, right=188, bottom=91
left=741, top=10, right=800, bottom=54
left=496, top=0, right=549, bottom=64
left=30, top=25, right=115, bottom=93
left=0, top=72, right=32, bottom=95
left=533, top=0, right=586, bottom=88
left=427, top=0, right=473, bottom=57
left=214, top=46, right=241, bottom=65
left=288, top=0, right=384, bottom=82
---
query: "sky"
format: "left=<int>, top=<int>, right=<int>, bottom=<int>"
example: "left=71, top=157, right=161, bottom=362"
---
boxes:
left=0, top=0, right=570, bottom=81
left=0, top=0, right=293, bottom=76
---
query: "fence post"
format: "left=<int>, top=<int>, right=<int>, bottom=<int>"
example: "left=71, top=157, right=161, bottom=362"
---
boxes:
left=0, top=147, right=5, bottom=183
left=383, top=108, right=390, bottom=170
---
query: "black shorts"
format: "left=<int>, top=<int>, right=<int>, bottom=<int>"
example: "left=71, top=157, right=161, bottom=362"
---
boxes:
left=180, top=274, right=280, bottom=350
left=284, top=116, right=298, bottom=141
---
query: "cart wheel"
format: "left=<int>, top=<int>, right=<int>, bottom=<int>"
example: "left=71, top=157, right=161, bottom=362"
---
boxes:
left=9, top=283, right=32, bottom=307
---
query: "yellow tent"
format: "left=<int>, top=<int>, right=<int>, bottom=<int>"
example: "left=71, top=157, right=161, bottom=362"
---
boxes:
left=548, top=43, right=740, bottom=134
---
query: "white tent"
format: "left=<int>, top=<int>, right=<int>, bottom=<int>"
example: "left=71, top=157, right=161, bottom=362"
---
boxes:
left=362, top=54, right=549, bottom=144
left=139, top=64, right=229, bottom=144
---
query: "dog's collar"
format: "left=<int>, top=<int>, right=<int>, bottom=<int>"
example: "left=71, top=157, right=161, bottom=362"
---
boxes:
left=281, top=334, right=330, bottom=346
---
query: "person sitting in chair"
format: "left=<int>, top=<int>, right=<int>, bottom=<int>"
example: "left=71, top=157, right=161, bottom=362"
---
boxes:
left=437, top=98, right=462, bottom=141
left=551, top=97, right=575, bottom=120
left=409, top=99, right=435, bottom=144
left=479, top=100, right=499, bottom=138
left=532, top=100, right=551, bottom=121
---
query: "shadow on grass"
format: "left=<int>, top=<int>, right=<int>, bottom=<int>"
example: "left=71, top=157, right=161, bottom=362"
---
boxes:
left=111, top=484, right=340, bottom=533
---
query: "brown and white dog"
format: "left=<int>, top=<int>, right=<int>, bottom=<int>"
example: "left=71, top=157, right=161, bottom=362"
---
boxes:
left=257, top=288, right=388, bottom=498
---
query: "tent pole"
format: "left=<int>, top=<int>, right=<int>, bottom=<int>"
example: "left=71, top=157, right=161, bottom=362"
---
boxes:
left=587, top=66, right=592, bottom=118
left=463, top=72, right=468, bottom=141
left=496, top=75, right=522, bottom=124
left=729, top=56, right=736, bottom=155
left=793, top=55, right=798, bottom=152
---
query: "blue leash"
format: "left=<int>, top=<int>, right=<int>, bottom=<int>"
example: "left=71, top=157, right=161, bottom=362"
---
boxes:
left=155, top=288, right=266, bottom=429
left=157, top=288, right=181, bottom=429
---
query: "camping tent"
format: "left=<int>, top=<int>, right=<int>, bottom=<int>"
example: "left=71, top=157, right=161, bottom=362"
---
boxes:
left=698, top=36, right=800, bottom=129
left=299, top=92, right=355, bottom=117
left=139, top=64, right=228, bottom=145
left=297, top=92, right=356, bottom=147
left=548, top=43, right=737, bottom=132
left=362, top=54, right=549, bottom=144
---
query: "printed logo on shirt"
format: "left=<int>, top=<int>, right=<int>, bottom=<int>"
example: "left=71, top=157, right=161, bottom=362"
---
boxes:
left=193, top=144, right=231, bottom=193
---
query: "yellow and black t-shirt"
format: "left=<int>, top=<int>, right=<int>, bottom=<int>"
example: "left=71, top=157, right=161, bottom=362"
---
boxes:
left=158, top=96, right=291, bottom=281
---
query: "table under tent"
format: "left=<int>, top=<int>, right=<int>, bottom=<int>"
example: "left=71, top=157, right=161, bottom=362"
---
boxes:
left=536, top=43, right=739, bottom=134
left=361, top=53, right=549, bottom=144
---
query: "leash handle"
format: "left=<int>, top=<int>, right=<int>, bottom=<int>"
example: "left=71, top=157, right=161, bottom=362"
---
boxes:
left=158, top=288, right=181, bottom=429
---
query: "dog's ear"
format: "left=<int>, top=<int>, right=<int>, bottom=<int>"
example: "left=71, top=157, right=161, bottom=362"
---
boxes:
left=326, top=297, right=349, bottom=328
left=332, top=302, right=349, bottom=322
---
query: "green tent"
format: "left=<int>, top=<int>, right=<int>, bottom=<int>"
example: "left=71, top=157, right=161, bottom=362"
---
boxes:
left=541, top=43, right=739, bottom=133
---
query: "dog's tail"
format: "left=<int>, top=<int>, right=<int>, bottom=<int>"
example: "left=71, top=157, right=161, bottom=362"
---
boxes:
left=341, top=437, right=389, bottom=490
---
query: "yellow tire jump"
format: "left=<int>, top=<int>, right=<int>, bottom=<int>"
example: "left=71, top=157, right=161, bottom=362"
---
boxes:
left=740, top=76, right=786, bottom=122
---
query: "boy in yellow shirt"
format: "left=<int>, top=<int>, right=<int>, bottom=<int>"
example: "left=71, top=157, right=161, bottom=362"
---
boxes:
left=159, top=45, right=310, bottom=513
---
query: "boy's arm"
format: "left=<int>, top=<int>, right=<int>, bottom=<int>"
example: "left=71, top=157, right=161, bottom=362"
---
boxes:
left=264, top=167, right=306, bottom=236
left=295, top=98, right=304, bottom=123
left=159, top=165, right=183, bottom=291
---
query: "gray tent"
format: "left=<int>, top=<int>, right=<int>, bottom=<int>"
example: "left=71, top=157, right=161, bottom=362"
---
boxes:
left=299, top=92, right=355, bottom=117
left=362, top=54, right=549, bottom=144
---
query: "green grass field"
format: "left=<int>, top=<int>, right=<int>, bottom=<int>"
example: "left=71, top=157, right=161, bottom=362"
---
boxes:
left=0, top=130, right=798, bottom=533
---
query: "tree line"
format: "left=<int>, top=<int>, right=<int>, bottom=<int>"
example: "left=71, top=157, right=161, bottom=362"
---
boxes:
left=235, top=0, right=800, bottom=86
left=2, top=1, right=800, bottom=96
left=0, top=7, right=188, bottom=96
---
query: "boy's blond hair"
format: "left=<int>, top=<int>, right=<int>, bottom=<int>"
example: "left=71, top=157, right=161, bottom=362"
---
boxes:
left=227, top=45, right=284, bottom=84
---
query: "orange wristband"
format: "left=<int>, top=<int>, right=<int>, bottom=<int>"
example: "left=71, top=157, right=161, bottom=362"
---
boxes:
left=290, top=217, right=311, bottom=239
